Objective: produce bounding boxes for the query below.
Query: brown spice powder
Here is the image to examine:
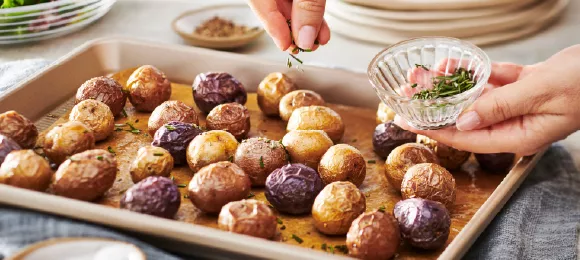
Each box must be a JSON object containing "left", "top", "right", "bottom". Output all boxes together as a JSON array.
[{"left": 194, "top": 16, "right": 259, "bottom": 38}]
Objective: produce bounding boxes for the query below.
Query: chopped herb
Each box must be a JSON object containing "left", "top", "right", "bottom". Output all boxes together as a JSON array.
[
  {"left": 170, "top": 175, "right": 175, "bottom": 181},
  {"left": 415, "top": 64, "right": 429, "bottom": 71},
  {"left": 259, "top": 156, "right": 265, "bottom": 169},
  {"left": 121, "top": 109, "right": 128, "bottom": 117},
  {"left": 411, "top": 83, "right": 418, "bottom": 88},
  {"left": 126, "top": 122, "right": 136, "bottom": 130},
  {"left": 268, "top": 204, "right": 274, "bottom": 209},
  {"left": 165, "top": 125, "right": 176, "bottom": 131},
  {"left": 114, "top": 128, "right": 123, "bottom": 132},
  {"left": 291, "top": 234, "right": 303, "bottom": 244},
  {"left": 96, "top": 155, "right": 103, "bottom": 161},
  {"left": 378, "top": 206, "right": 386, "bottom": 212},
  {"left": 321, "top": 243, "right": 327, "bottom": 251},
  {"left": 412, "top": 67, "right": 477, "bottom": 100},
  {"left": 367, "top": 160, "right": 376, "bottom": 164},
  {"left": 289, "top": 54, "right": 303, "bottom": 64},
  {"left": 329, "top": 245, "right": 335, "bottom": 254},
  {"left": 184, "top": 195, "right": 189, "bottom": 199},
  {"left": 265, "top": 139, "right": 271, "bottom": 143},
  {"left": 280, "top": 225, "right": 286, "bottom": 230},
  {"left": 351, "top": 139, "right": 357, "bottom": 143},
  {"left": 286, "top": 58, "right": 292, "bottom": 68},
  {"left": 129, "top": 129, "right": 141, "bottom": 134},
  {"left": 107, "top": 146, "right": 116, "bottom": 155},
  {"left": 334, "top": 245, "right": 348, "bottom": 254},
  {"left": 228, "top": 155, "right": 234, "bottom": 162},
  {"left": 247, "top": 192, "right": 255, "bottom": 198},
  {"left": 276, "top": 217, "right": 283, "bottom": 224},
  {"left": 177, "top": 184, "right": 187, "bottom": 188},
  {"left": 153, "top": 153, "right": 164, "bottom": 156}
]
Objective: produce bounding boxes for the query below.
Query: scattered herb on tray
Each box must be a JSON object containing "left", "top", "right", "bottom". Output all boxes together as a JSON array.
[
  {"left": 153, "top": 153, "right": 164, "bottom": 156},
  {"left": 280, "top": 225, "right": 286, "bottom": 230},
  {"left": 321, "top": 243, "right": 327, "bottom": 251},
  {"left": 329, "top": 245, "right": 335, "bottom": 254},
  {"left": 228, "top": 155, "right": 234, "bottom": 162},
  {"left": 276, "top": 217, "right": 283, "bottom": 225},
  {"left": 177, "top": 184, "right": 187, "bottom": 188},
  {"left": 121, "top": 109, "right": 128, "bottom": 117},
  {"left": 367, "top": 160, "right": 376, "bottom": 164},
  {"left": 334, "top": 245, "right": 348, "bottom": 254},
  {"left": 351, "top": 139, "right": 357, "bottom": 143},
  {"left": 291, "top": 234, "right": 303, "bottom": 244},
  {"left": 412, "top": 67, "right": 477, "bottom": 100},
  {"left": 194, "top": 16, "right": 259, "bottom": 38},
  {"left": 107, "top": 146, "right": 116, "bottom": 155},
  {"left": 378, "top": 206, "right": 386, "bottom": 212},
  {"left": 247, "top": 192, "right": 255, "bottom": 199},
  {"left": 170, "top": 175, "right": 175, "bottom": 181}
]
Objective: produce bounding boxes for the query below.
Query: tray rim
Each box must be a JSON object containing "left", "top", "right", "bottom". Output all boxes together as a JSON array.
[{"left": 0, "top": 36, "right": 547, "bottom": 260}]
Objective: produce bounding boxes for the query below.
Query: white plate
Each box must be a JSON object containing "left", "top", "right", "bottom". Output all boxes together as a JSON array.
[
  {"left": 8, "top": 238, "right": 145, "bottom": 260},
  {"left": 343, "top": 0, "right": 529, "bottom": 11}
]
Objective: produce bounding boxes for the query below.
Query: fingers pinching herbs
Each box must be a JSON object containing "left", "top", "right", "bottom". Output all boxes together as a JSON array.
[
  {"left": 291, "top": 0, "right": 327, "bottom": 50},
  {"left": 247, "top": 0, "right": 292, "bottom": 50}
]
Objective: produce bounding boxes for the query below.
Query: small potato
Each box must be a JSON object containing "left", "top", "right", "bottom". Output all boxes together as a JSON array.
[
  {"left": 265, "top": 163, "right": 323, "bottom": 215},
  {"left": 218, "top": 199, "right": 277, "bottom": 239},
  {"left": 75, "top": 76, "right": 127, "bottom": 117},
  {"left": 385, "top": 143, "right": 438, "bottom": 190},
  {"left": 69, "top": 99, "right": 115, "bottom": 141},
  {"left": 417, "top": 135, "right": 470, "bottom": 170},
  {"left": 373, "top": 121, "right": 417, "bottom": 158},
  {"left": 281, "top": 130, "right": 333, "bottom": 169},
  {"left": 0, "top": 110, "right": 38, "bottom": 148},
  {"left": 0, "top": 134, "right": 21, "bottom": 164},
  {"left": 52, "top": 149, "right": 117, "bottom": 201},
  {"left": 257, "top": 72, "right": 297, "bottom": 116},
  {"left": 186, "top": 130, "right": 238, "bottom": 173},
  {"left": 279, "top": 90, "right": 325, "bottom": 121},
  {"left": 376, "top": 102, "right": 396, "bottom": 124},
  {"left": 121, "top": 176, "right": 180, "bottom": 219},
  {"left": 129, "top": 146, "right": 174, "bottom": 183},
  {"left": 401, "top": 163, "right": 456, "bottom": 208},
  {"left": 43, "top": 121, "right": 95, "bottom": 164},
  {"left": 151, "top": 121, "right": 204, "bottom": 165},
  {"left": 148, "top": 100, "right": 199, "bottom": 135},
  {"left": 394, "top": 198, "right": 451, "bottom": 250},
  {"left": 206, "top": 103, "right": 251, "bottom": 140},
  {"left": 126, "top": 65, "right": 172, "bottom": 112},
  {"left": 312, "top": 181, "right": 366, "bottom": 235},
  {"left": 188, "top": 161, "right": 251, "bottom": 214},
  {"left": 287, "top": 106, "right": 344, "bottom": 143},
  {"left": 0, "top": 150, "right": 52, "bottom": 191},
  {"left": 318, "top": 144, "right": 366, "bottom": 187},
  {"left": 192, "top": 72, "right": 247, "bottom": 113},
  {"left": 346, "top": 210, "right": 400, "bottom": 260},
  {"left": 234, "top": 137, "right": 289, "bottom": 186}
]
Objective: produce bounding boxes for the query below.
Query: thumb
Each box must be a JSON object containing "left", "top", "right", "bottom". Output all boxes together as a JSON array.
[{"left": 292, "top": 0, "right": 326, "bottom": 50}]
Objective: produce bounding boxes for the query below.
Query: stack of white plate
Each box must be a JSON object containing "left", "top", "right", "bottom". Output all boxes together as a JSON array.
[
  {"left": 326, "top": 0, "right": 568, "bottom": 45},
  {"left": 0, "top": 0, "right": 116, "bottom": 44}
]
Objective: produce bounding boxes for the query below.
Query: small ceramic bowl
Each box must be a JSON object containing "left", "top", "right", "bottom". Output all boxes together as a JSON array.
[
  {"left": 172, "top": 4, "right": 265, "bottom": 50},
  {"left": 367, "top": 37, "right": 491, "bottom": 130}
]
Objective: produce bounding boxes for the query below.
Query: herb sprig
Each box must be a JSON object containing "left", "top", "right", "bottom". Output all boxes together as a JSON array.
[
  {"left": 285, "top": 19, "right": 319, "bottom": 69},
  {"left": 412, "top": 67, "right": 477, "bottom": 100}
]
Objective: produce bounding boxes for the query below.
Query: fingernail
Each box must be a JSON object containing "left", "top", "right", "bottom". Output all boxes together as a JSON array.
[
  {"left": 297, "top": 25, "right": 316, "bottom": 50},
  {"left": 456, "top": 111, "right": 481, "bottom": 131}
]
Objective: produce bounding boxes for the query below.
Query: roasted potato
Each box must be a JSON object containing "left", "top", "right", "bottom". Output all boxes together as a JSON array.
[
  {"left": 234, "top": 137, "right": 289, "bottom": 186},
  {"left": 0, "top": 150, "right": 52, "bottom": 191},
  {"left": 318, "top": 144, "right": 366, "bottom": 187},
  {"left": 265, "top": 163, "right": 323, "bottom": 215},
  {"left": 394, "top": 198, "right": 451, "bottom": 250},
  {"left": 129, "top": 146, "right": 174, "bottom": 183},
  {"left": 152, "top": 121, "right": 203, "bottom": 165},
  {"left": 0, "top": 110, "right": 38, "bottom": 148},
  {"left": 279, "top": 90, "right": 325, "bottom": 121},
  {"left": 0, "top": 134, "right": 21, "bottom": 164},
  {"left": 206, "top": 103, "right": 251, "bottom": 140},
  {"left": 401, "top": 163, "right": 456, "bottom": 208},
  {"left": 188, "top": 161, "right": 251, "bottom": 214},
  {"left": 257, "top": 72, "right": 297, "bottom": 116},
  {"left": 52, "top": 149, "right": 117, "bottom": 201},
  {"left": 125, "top": 65, "right": 172, "bottom": 112},
  {"left": 43, "top": 121, "right": 96, "bottom": 164},
  {"left": 312, "top": 181, "right": 366, "bottom": 235},
  {"left": 385, "top": 143, "right": 438, "bottom": 190},
  {"left": 75, "top": 76, "right": 127, "bottom": 117},
  {"left": 417, "top": 135, "right": 470, "bottom": 170},
  {"left": 148, "top": 100, "right": 199, "bottom": 135},
  {"left": 376, "top": 102, "right": 396, "bottom": 124},
  {"left": 186, "top": 130, "right": 238, "bottom": 173},
  {"left": 281, "top": 130, "right": 333, "bottom": 169},
  {"left": 69, "top": 99, "right": 115, "bottom": 141},
  {"left": 120, "top": 176, "right": 180, "bottom": 219},
  {"left": 346, "top": 210, "right": 400, "bottom": 260},
  {"left": 218, "top": 199, "right": 277, "bottom": 239},
  {"left": 475, "top": 153, "right": 516, "bottom": 173},
  {"left": 192, "top": 72, "right": 247, "bottom": 113},
  {"left": 287, "top": 106, "right": 344, "bottom": 143},
  {"left": 373, "top": 121, "right": 417, "bottom": 158}
]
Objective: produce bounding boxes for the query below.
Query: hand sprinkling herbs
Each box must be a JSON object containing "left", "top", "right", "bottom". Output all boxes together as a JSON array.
[{"left": 285, "top": 19, "right": 319, "bottom": 70}]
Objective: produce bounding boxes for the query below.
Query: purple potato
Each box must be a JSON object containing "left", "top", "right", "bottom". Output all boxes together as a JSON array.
[
  {"left": 120, "top": 176, "right": 181, "bottom": 219},
  {"left": 475, "top": 153, "right": 516, "bottom": 173},
  {"left": 265, "top": 163, "right": 324, "bottom": 215},
  {"left": 394, "top": 198, "right": 451, "bottom": 250},
  {"left": 192, "top": 72, "right": 247, "bottom": 113},
  {"left": 373, "top": 121, "right": 417, "bottom": 158},
  {"left": 152, "top": 121, "right": 203, "bottom": 165},
  {"left": 0, "top": 134, "right": 21, "bottom": 164}
]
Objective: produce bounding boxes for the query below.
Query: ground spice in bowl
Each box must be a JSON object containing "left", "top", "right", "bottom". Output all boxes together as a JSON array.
[{"left": 194, "top": 16, "right": 259, "bottom": 38}]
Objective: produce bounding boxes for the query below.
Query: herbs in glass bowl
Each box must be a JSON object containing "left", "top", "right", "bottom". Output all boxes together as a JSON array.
[{"left": 410, "top": 65, "right": 477, "bottom": 100}]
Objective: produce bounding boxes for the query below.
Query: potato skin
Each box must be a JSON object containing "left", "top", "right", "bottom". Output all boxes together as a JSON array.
[
  {"left": 234, "top": 137, "right": 289, "bottom": 186},
  {"left": 69, "top": 99, "right": 115, "bottom": 141},
  {"left": 126, "top": 65, "right": 172, "bottom": 112},
  {"left": 0, "top": 111, "right": 38, "bottom": 148},
  {"left": 188, "top": 161, "right": 251, "bottom": 214},
  {"left": 0, "top": 134, "right": 21, "bottom": 164},
  {"left": 152, "top": 121, "right": 204, "bottom": 165},
  {"left": 0, "top": 150, "right": 53, "bottom": 191},
  {"left": 52, "top": 149, "right": 117, "bottom": 201},
  {"left": 474, "top": 153, "right": 515, "bottom": 173},
  {"left": 43, "top": 121, "right": 96, "bottom": 164},
  {"left": 287, "top": 106, "right": 344, "bottom": 143},
  {"left": 148, "top": 100, "right": 199, "bottom": 135},
  {"left": 346, "top": 210, "right": 400, "bottom": 260},
  {"left": 394, "top": 198, "right": 451, "bottom": 250},
  {"left": 373, "top": 121, "right": 417, "bottom": 158},
  {"left": 281, "top": 130, "right": 333, "bottom": 169},
  {"left": 279, "top": 90, "right": 325, "bottom": 121},
  {"left": 265, "top": 163, "right": 323, "bottom": 215},
  {"left": 376, "top": 102, "right": 396, "bottom": 124},
  {"left": 121, "top": 176, "right": 181, "bottom": 219},
  {"left": 417, "top": 135, "right": 470, "bottom": 170},
  {"left": 206, "top": 103, "right": 251, "bottom": 140},
  {"left": 385, "top": 143, "right": 439, "bottom": 190},
  {"left": 312, "top": 181, "right": 366, "bottom": 235},
  {"left": 75, "top": 76, "right": 127, "bottom": 117},
  {"left": 257, "top": 72, "right": 297, "bottom": 116},
  {"left": 318, "top": 144, "right": 366, "bottom": 187},
  {"left": 186, "top": 130, "right": 238, "bottom": 173},
  {"left": 401, "top": 163, "right": 456, "bottom": 208},
  {"left": 192, "top": 72, "right": 247, "bottom": 113},
  {"left": 129, "top": 146, "right": 174, "bottom": 183},
  {"left": 218, "top": 199, "right": 277, "bottom": 239}
]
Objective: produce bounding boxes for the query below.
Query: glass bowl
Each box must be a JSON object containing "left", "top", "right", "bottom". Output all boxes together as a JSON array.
[{"left": 367, "top": 37, "right": 491, "bottom": 130}]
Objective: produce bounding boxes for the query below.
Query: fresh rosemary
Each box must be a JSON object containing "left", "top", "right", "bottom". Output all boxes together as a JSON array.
[
  {"left": 412, "top": 67, "right": 476, "bottom": 100},
  {"left": 285, "top": 19, "right": 319, "bottom": 69}
]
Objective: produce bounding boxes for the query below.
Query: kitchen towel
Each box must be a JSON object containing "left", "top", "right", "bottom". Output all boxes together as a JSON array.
[{"left": 0, "top": 59, "right": 578, "bottom": 260}]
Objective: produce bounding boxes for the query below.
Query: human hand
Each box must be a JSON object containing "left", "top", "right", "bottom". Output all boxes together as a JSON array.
[
  {"left": 394, "top": 45, "right": 580, "bottom": 156},
  {"left": 247, "top": 0, "right": 330, "bottom": 52}
]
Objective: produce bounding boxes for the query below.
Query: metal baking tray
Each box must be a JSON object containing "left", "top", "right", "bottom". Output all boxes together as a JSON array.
[{"left": 0, "top": 37, "right": 546, "bottom": 260}]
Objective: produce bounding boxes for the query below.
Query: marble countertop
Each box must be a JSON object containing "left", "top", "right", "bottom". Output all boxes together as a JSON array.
[{"left": 1, "top": 0, "right": 579, "bottom": 168}]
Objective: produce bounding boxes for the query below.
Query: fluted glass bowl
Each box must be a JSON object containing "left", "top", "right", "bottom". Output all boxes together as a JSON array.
[{"left": 367, "top": 37, "right": 491, "bottom": 130}]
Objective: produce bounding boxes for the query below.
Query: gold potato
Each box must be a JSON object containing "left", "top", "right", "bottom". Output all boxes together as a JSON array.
[
  {"left": 287, "top": 106, "right": 344, "bottom": 143},
  {"left": 218, "top": 199, "right": 277, "bottom": 239},
  {"left": 318, "top": 144, "right": 366, "bottom": 187},
  {"left": 186, "top": 130, "right": 238, "bottom": 173},
  {"left": 385, "top": 143, "right": 439, "bottom": 191},
  {"left": 346, "top": 210, "right": 400, "bottom": 260},
  {"left": 401, "top": 163, "right": 456, "bottom": 208},
  {"left": 206, "top": 103, "right": 251, "bottom": 140},
  {"left": 234, "top": 137, "right": 289, "bottom": 186},
  {"left": 281, "top": 130, "right": 333, "bottom": 169},
  {"left": 417, "top": 135, "right": 471, "bottom": 170},
  {"left": 0, "top": 110, "right": 38, "bottom": 149},
  {"left": 279, "top": 90, "right": 325, "bottom": 121},
  {"left": 0, "top": 150, "right": 53, "bottom": 191},
  {"left": 43, "top": 121, "right": 96, "bottom": 164},
  {"left": 257, "top": 72, "right": 298, "bottom": 116},
  {"left": 69, "top": 99, "right": 115, "bottom": 141},
  {"left": 148, "top": 100, "right": 199, "bottom": 135},
  {"left": 312, "top": 181, "right": 366, "bottom": 235},
  {"left": 126, "top": 65, "right": 172, "bottom": 112},
  {"left": 129, "top": 146, "right": 174, "bottom": 183}
]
